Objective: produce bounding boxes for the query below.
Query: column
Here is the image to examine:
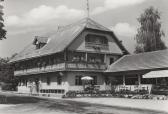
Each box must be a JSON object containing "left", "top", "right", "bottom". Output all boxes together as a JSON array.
[
  {"left": 85, "top": 52, "right": 88, "bottom": 61},
  {"left": 138, "top": 74, "right": 141, "bottom": 85},
  {"left": 156, "top": 78, "right": 158, "bottom": 85},
  {"left": 64, "top": 50, "right": 67, "bottom": 61},
  {"left": 104, "top": 54, "right": 107, "bottom": 63},
  {"left": 123, "top": 75, "right": 125, "bottom": 86}
]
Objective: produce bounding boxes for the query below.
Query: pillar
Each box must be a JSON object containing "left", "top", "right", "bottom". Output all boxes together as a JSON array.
[
  {"left": 85, "top": 52, "right": 88, "bottom": 61},
  {"left": 123, "top": 75, "right": 125, "bottom": 86},
  {"left": 138, "top": 74, "right": 141, "bottom": 85},
  {"left": 104, "top": 54, "right": 107, "bottom": 63},
  {"left": 156, "top": 78, "right": 158, "bottom": 85},
  {"left": 64, "top": 50, "right": 67, "bottom": 61}
]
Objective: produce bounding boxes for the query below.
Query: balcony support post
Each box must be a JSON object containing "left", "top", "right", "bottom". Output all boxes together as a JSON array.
[
  {"left": 104, "top": 54, "right": 107, "bottom": 63},
  {"left": 85, "top": 52, "right": 88, "bottom": 61}
]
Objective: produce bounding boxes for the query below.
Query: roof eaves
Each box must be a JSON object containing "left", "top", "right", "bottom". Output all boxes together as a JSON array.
[
  {"left": 106, "top": 55, "right": 127, "bottom": 72},
  {"left": 111, "top": 32, "right": 129, "bottom": 54},
  {"left": 63, "top": 26, "right": 85, "bottom": 51}
]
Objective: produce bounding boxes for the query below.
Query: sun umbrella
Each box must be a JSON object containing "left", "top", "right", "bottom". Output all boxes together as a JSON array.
[{"left": 81, "top": 76, "right": 93, "bottom": 80}]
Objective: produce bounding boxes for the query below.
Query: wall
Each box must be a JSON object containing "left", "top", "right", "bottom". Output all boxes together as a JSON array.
[
  {"left": 67, "top": 71, "right": 106, "bottom": 91},
  {"left": 68, "top": 30, "right": 123, "bottom": 54},
  {"left": 105, "top": 54, "right": 121, "bottom": 66},
  {"left": 17, "top": 71, "right": 107, "bottom": 94}
]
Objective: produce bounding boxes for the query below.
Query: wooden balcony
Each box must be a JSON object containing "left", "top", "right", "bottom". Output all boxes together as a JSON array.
[
  {"left": 66, "top": 62, "right": 106, "bottom": 71},
  {"left": 14, "top": 62, "right": 107, "bottom": 76}
]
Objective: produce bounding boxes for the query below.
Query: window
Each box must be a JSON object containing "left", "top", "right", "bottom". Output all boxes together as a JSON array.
[
  {"left": 57, "top": 76, "right": 62, "bottom": 85},
  {"left": 141, "top": 77, "right": 156, "bottom": 84},
  {"left": 125, "top": 75, "right": 138, "bottom": 85},
  {"left": 91, "top": 76, "right": 97, "bottom": 85},
  {"left": 85, "top": 34, "right": 108, "bottom": 45},
  {"left": 109, "top": 58, "right": 114, "bottom": 65},
  {"left": 21, "top": 79, "right": 27, "bottom": 86},
  {"left": 46, "top": 77, "right": 50, "bottom": 85},
  {"left": 75, "top": 75, "right": 82, "bottom": 85}
]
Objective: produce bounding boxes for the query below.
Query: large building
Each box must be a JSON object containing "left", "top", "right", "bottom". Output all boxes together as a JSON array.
[{"left": 10, "top": 18, "right": 128, "bottom": 94}]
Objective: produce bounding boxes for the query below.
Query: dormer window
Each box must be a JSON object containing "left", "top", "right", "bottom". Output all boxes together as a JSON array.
[
  {"left": 85, "top": 34, "right": 108, "bottom": 46},
  {"left": 33, "top": 36, "right": 48, "bottom": 49}
]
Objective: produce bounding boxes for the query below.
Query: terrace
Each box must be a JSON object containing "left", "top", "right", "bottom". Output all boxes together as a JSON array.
[{"left": 14, "top": 51, "right": 107, "bottom": 76}]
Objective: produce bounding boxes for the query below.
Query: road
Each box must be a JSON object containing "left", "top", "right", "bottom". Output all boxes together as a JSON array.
[{"left": 0, "top": 92, "right": 167, "bottom": 114}]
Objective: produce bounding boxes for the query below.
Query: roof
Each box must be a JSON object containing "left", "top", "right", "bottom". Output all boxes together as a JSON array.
[
  {"left": 143, "top": 70, "right": 168, "bottom": 78},
  {"left": 106, "top": 49, "right": 168, "bottom": 73},
  {"left": 10, "top": 18, "right": 128, "bottom": 63}
]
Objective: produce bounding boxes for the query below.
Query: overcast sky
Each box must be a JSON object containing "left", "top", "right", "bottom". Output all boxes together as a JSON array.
[{"left": 0, "top": 0, "right": 168, "bottom": 57}]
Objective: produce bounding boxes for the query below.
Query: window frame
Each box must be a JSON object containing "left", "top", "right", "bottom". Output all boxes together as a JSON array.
[
  {"left": 57, "top": 76, "right": 62, "bottom": 85},
  {"left": 75, "top": 75, "right": 82, "bottom": 86},
  {"left": 85, "top": 34, "right": 108, "bottom": 46},
  {"left": 46, "top": 76, "right": 51, "bottom": 85}
]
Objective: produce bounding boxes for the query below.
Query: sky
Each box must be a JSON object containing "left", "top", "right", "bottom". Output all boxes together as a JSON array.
[{"left": 0, "top": 0, "right": 168, "bottom": 57}]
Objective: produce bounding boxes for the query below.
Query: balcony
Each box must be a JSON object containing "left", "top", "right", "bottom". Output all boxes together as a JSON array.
[
  {"left": 14, "top": 62, "right": 107, "bottom": 76},
  {"left": 66, "top": 62, "right": 106, "bottom": 71},
  {"left": 85, "top": 42, "right": 108, "bottom": 49}
]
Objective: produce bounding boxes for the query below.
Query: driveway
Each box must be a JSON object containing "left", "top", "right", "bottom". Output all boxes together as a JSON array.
[{"left": 0, "top": 92, "right": 167, "bottom": 114}]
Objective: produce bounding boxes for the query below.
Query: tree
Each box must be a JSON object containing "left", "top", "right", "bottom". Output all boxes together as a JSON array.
[
  {"left": 0, "top": 56, "right": 18, "bottom": 90},
  {"left": 0, "top": 1, "right": 6, "bottom": 40},
  {"left": 134, "top": 6, "right": 167, "bottom": 53}
]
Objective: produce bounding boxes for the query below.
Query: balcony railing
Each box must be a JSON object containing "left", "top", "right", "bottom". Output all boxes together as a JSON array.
[
  {"left": 14, "top": 62, "right": 107, "bottom": 76},
  {"left": 85, "top": 42, "right": 108, "bottom": 49},
  {"left": 66, "top": 62, "right": 106, "bottom": 70}
]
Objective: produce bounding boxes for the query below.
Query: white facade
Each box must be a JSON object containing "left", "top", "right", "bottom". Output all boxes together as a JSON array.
[{"left": 17, "top": 71, "right": 109, "bottom": 94}]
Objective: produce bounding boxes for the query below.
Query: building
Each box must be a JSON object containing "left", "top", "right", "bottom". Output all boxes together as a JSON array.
[
  {"left": 10, "top": 18, "right": 128, "bottom": 94},
  {"left": 106, "top": 49, "right": 168, "bottom": 93}
]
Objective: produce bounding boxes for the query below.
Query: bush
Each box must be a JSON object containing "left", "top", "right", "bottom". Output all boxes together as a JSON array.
[
  {"left": 65, "top": 91, "right": 77, "bottom": 98},
  {"left": 1, "top": 83, "right": 16, "bottom": 91}
]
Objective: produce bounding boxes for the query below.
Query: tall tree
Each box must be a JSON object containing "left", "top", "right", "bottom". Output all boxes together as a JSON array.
[
  {"left": 134, "top": 6, "right": 167, "bottom": 53},
  {"left": 0, "top": 0, "right": 6, "bottom": 40}
]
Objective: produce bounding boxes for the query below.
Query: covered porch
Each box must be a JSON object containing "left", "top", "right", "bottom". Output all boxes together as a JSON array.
[
  {"left": 106, "top": 69, "right": 168, "bottom": 95},
  {"left": 106, "top": 73, "right": 153, "bottom": 93}
]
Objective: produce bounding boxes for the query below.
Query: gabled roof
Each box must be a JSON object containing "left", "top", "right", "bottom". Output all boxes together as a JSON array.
[
  {"left": 10, "top": 18, "right": 128, "bottom": 63},
  {"left": 106, "top": 49, "right": 168, "bottom": 73},
  {"left": 33, "top": 36, "right": 48, "bottom": 45}
]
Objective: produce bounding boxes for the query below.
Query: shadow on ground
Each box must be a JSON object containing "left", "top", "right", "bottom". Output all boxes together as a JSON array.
[{"left": 0, "top": 94, "right": 42, "bottom": 104}]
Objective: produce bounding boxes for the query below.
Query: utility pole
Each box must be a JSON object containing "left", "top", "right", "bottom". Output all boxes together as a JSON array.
[{"left": 86, "top": 0, "right": 90, "bottom": 18}]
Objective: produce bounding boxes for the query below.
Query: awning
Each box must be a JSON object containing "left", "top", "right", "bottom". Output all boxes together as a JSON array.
[
  {"left": 81, "top": 76, "right": 93, "bottom": 80},
  {"left": 143, "top": 70, "right": 168, "bottom": 78}
]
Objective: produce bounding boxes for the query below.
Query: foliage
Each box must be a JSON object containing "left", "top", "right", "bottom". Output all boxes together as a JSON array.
[
  {"left": 0, "top": 56, "right": 18, "bottom": 90},
  {"left": 0, "top": 3, "right": 6, "bottom": 40},
  {"left": 134, "top": 6, "right": 167, "bottom": 53}
]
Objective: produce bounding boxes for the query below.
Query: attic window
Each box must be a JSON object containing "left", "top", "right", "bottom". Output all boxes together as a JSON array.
[
  {"left": 33, "top": 36, "right": 48, "bottom": 49},
  {"left": 85, "top": 34, "right": 108, "bottom": 45}
]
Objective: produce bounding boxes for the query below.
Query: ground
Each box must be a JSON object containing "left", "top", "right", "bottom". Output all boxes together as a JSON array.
[{"left": 0, "top": 92, "right": 167, "bottom": 114}]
